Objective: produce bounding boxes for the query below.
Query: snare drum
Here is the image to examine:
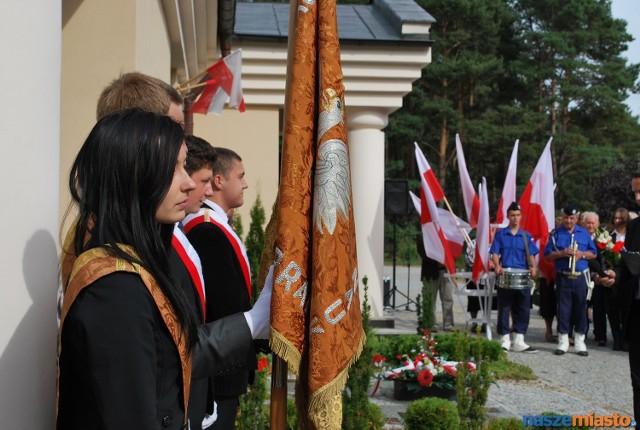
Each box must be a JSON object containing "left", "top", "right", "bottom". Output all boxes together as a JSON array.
[{"left": 496, "top": 268, "right": 531, "bottom": 289}]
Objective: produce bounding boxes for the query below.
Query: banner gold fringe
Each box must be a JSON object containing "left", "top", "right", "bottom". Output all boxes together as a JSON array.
[
  {"left": 270, "top": 328, "right": 302, "bottom": 376},
  {"left": 308, "top": 329, "right": 367, "bottom": 430}
]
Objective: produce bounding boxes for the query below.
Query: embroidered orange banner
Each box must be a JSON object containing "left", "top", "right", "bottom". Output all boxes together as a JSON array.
[{"left": 270, "top": 1, "right": 365, "bottom": 428}]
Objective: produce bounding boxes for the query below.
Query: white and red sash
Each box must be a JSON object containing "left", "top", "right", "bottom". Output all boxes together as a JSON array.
[
  {"left": 183, "top": 204, "right": 252, "bottom": 298},
  {"left": 172, "top": 225, "right": 206, "bottom": 322}
]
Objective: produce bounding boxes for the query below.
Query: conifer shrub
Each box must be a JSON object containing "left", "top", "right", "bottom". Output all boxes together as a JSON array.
[{"left": 404, "top": 397, "right": 460, "bottom": 430}]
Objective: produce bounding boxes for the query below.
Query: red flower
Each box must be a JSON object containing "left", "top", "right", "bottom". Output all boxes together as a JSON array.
[
  {"left": 372, "top": 353, "right": 386, "bottom": 365},
  {"left": 613, "top": 241, "right": 625, "bottom": 253},
  {"left": 597, "top": 242, "right": 607, "bottom": 250},
  {"left": 257, "top": 356, "right": 269, "bottom": 372},
  {"left": 443, "top": 365, "right": 457, "bottom": 377},
  {"left": 417, "top": 369, "right": 434, "bottom": 387}
]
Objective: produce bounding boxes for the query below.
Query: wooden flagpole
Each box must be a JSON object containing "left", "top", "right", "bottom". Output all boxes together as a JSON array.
[{"left": 442, "top": 196, "right": 473, "bottom": 248}]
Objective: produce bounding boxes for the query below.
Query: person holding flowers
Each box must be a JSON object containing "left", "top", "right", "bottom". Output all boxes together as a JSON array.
[
  {"left": 611, "top": 208, "right": 630, "bottom": 244},
  {"left": 609, "top": 208, "right": 629, "bottom": 351},
  {"left": 589, "top": 211, "right": 626, "bottom": 350}
]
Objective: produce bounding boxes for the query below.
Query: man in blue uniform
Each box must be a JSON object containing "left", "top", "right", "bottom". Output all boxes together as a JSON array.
[
  {"left": 491, "top": 202, "right": 539, "bottom": 353},
  {"left": 544, "top": 203, "right": 597, "bottom": 356}
]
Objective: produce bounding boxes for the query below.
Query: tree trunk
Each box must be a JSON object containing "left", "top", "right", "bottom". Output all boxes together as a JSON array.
[{"left": 439, "top": 116, "right": 449, "bottom": 191}]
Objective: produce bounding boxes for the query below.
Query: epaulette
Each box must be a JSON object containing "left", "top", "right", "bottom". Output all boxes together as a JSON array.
[{"left": 549, "top": 228, "right": 559, "bottom": 252}]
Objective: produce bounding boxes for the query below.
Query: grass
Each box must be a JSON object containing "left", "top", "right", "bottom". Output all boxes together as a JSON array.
[{"left": 487, "top": 358, "right": 536, "bottom": 381}]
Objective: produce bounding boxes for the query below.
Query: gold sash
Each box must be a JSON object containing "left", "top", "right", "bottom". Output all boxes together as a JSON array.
[{"left": 57, "top": 245, "right": 191, "bottom": 425}]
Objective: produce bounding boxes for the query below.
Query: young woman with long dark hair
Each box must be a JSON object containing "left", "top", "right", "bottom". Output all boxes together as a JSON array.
[{"left": 57, "top": 108, "right": 199, "bottom": 429}]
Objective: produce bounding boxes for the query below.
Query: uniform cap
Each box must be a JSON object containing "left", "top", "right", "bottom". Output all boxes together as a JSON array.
[
  {"left": 507, "top": 201, "right": 521, "bottom": 212},
  {"left": 562, "top": 203, "right": 580, "bottom": 216}
]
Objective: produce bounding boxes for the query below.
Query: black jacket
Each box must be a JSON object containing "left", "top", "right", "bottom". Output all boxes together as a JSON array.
[
  {"left": 186, "top": 205, "right": 252, "bottom": 398},
  {"left": 621, "top": 217, "right": 640, "bottom": 341},
  {"left": 58, "top": 270, "right": 255, "bottom": 430}
]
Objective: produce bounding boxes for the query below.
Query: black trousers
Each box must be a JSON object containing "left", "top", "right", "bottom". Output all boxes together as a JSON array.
[
  {"left": 210, "top": 397, "right": 239, "bottom": 430},
  {"left": 628, "top": 301, "right": 640, "bottom": 422}
]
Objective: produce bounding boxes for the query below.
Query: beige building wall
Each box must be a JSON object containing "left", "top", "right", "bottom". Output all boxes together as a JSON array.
[
  {"left": 60, "top": 0, "right": 171, "bottom": 225},
  {"left": 0, "top": 1, "right": 61, "bottom": 427},
  {"left": 194, "top": 107, "right": 280, "bottom": 231}
]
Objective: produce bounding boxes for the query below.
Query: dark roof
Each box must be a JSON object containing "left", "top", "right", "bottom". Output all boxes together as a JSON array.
[{"left": 234, "top": 0, "right": 435, "bottom": 45}]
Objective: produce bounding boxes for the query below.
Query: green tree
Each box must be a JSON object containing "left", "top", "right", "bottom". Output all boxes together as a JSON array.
[
  {"left": 386, "top": 0, "right": 514, "bottom": 211},
  {"left": 511, "top": 0, "right": 640, "bottom": 207},
  {"left": 245, "top": 194, "right": 266, "bottom": 299},
  {"left": 386, "top": 0, "right": 640, "bottom": 215},
  {"left": 232, "top": 212, "right": 243, "bottom": 240}
]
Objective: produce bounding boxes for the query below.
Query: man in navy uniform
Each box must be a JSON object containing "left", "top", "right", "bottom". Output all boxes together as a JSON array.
[
  {"left": 490, "top": 202, "right": 539, "bottom": 353},
  {"left": 544, "top": 203, "right": 596, "bottom": 356}
]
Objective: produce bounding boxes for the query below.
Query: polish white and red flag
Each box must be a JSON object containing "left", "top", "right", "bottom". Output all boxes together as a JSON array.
[
  {"left": 409, "top": 191, "right": 470, "bottom": 262},
  {"left": 493, "top": 140, "right": 519, "bottom": 227},
  {"left": 191, "top": 49, "right": 245, "bottom": 115},
  {"left": 518, "top": 138, "right": 555, "bottom": 281},
  {"left": 455, "top": 134, "right": 479, "bottom": 228},
  {"left": 414, "top": 142, "right": 444, "bottom": 202},
  {"left": 472, "top": 177, "right": 491, "bottom": 283},
  {"left": 414, "top": 145, "right": 457, "bottom": 274}
]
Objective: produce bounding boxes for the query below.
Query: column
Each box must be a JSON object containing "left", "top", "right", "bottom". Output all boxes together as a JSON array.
[
  {"left": 0, "top": 0, "right": 61, "bottom": 427},
  {"left": 348, "top": 109, "right": 388, "bottom": 318}
]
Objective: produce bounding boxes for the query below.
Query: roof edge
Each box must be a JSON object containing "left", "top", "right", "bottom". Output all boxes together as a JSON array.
[{"left": 374, "top": 0, "right": 436, "bottom": 36}]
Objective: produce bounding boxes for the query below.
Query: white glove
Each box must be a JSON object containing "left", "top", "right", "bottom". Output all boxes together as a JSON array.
[{"left": 244, "top": 265, "right": 273, "bottom": 339}]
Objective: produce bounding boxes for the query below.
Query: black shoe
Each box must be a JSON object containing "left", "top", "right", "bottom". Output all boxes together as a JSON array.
[
  {"left": 554, "top": 349, "right": 565, "bottom": 355},
  {"left": 613, "top": 340, "right": 623, "bottom": 351},
  {"left": 521, "top": 346, "right": 538, "bottom": 353},
  {"left": 577, "top": 351, "right": 589, "bottom": 357}
]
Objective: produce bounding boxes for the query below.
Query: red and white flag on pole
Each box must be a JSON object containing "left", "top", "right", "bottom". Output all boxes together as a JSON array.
[
  {"left": 414, "top": 142, "right": 444, "bottom": 203},
  {"left": 414, "top": 149, "right": 457, "bottom": 274},
  {"left": 191, "top": 49, "right": 246, "bottom": 115},
  {"left": 472, "top": 178, "right": 490, "bottom": 284},
  {"left": 494, "top": 140, "right": 519, "bottom": 227},
  {"left": 519, "top": 138, "right": 555, "bottom": 281},
  {"left": 455, "top": 134, "right": 480, "bottom": 228},
  {"left": 410, "top": 191, "right": 470, "bottom": 261}
]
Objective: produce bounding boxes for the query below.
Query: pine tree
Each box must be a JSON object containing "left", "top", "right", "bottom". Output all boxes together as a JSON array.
[{"left": 386, "top": 0, "right": 640, "bottom": 213}]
